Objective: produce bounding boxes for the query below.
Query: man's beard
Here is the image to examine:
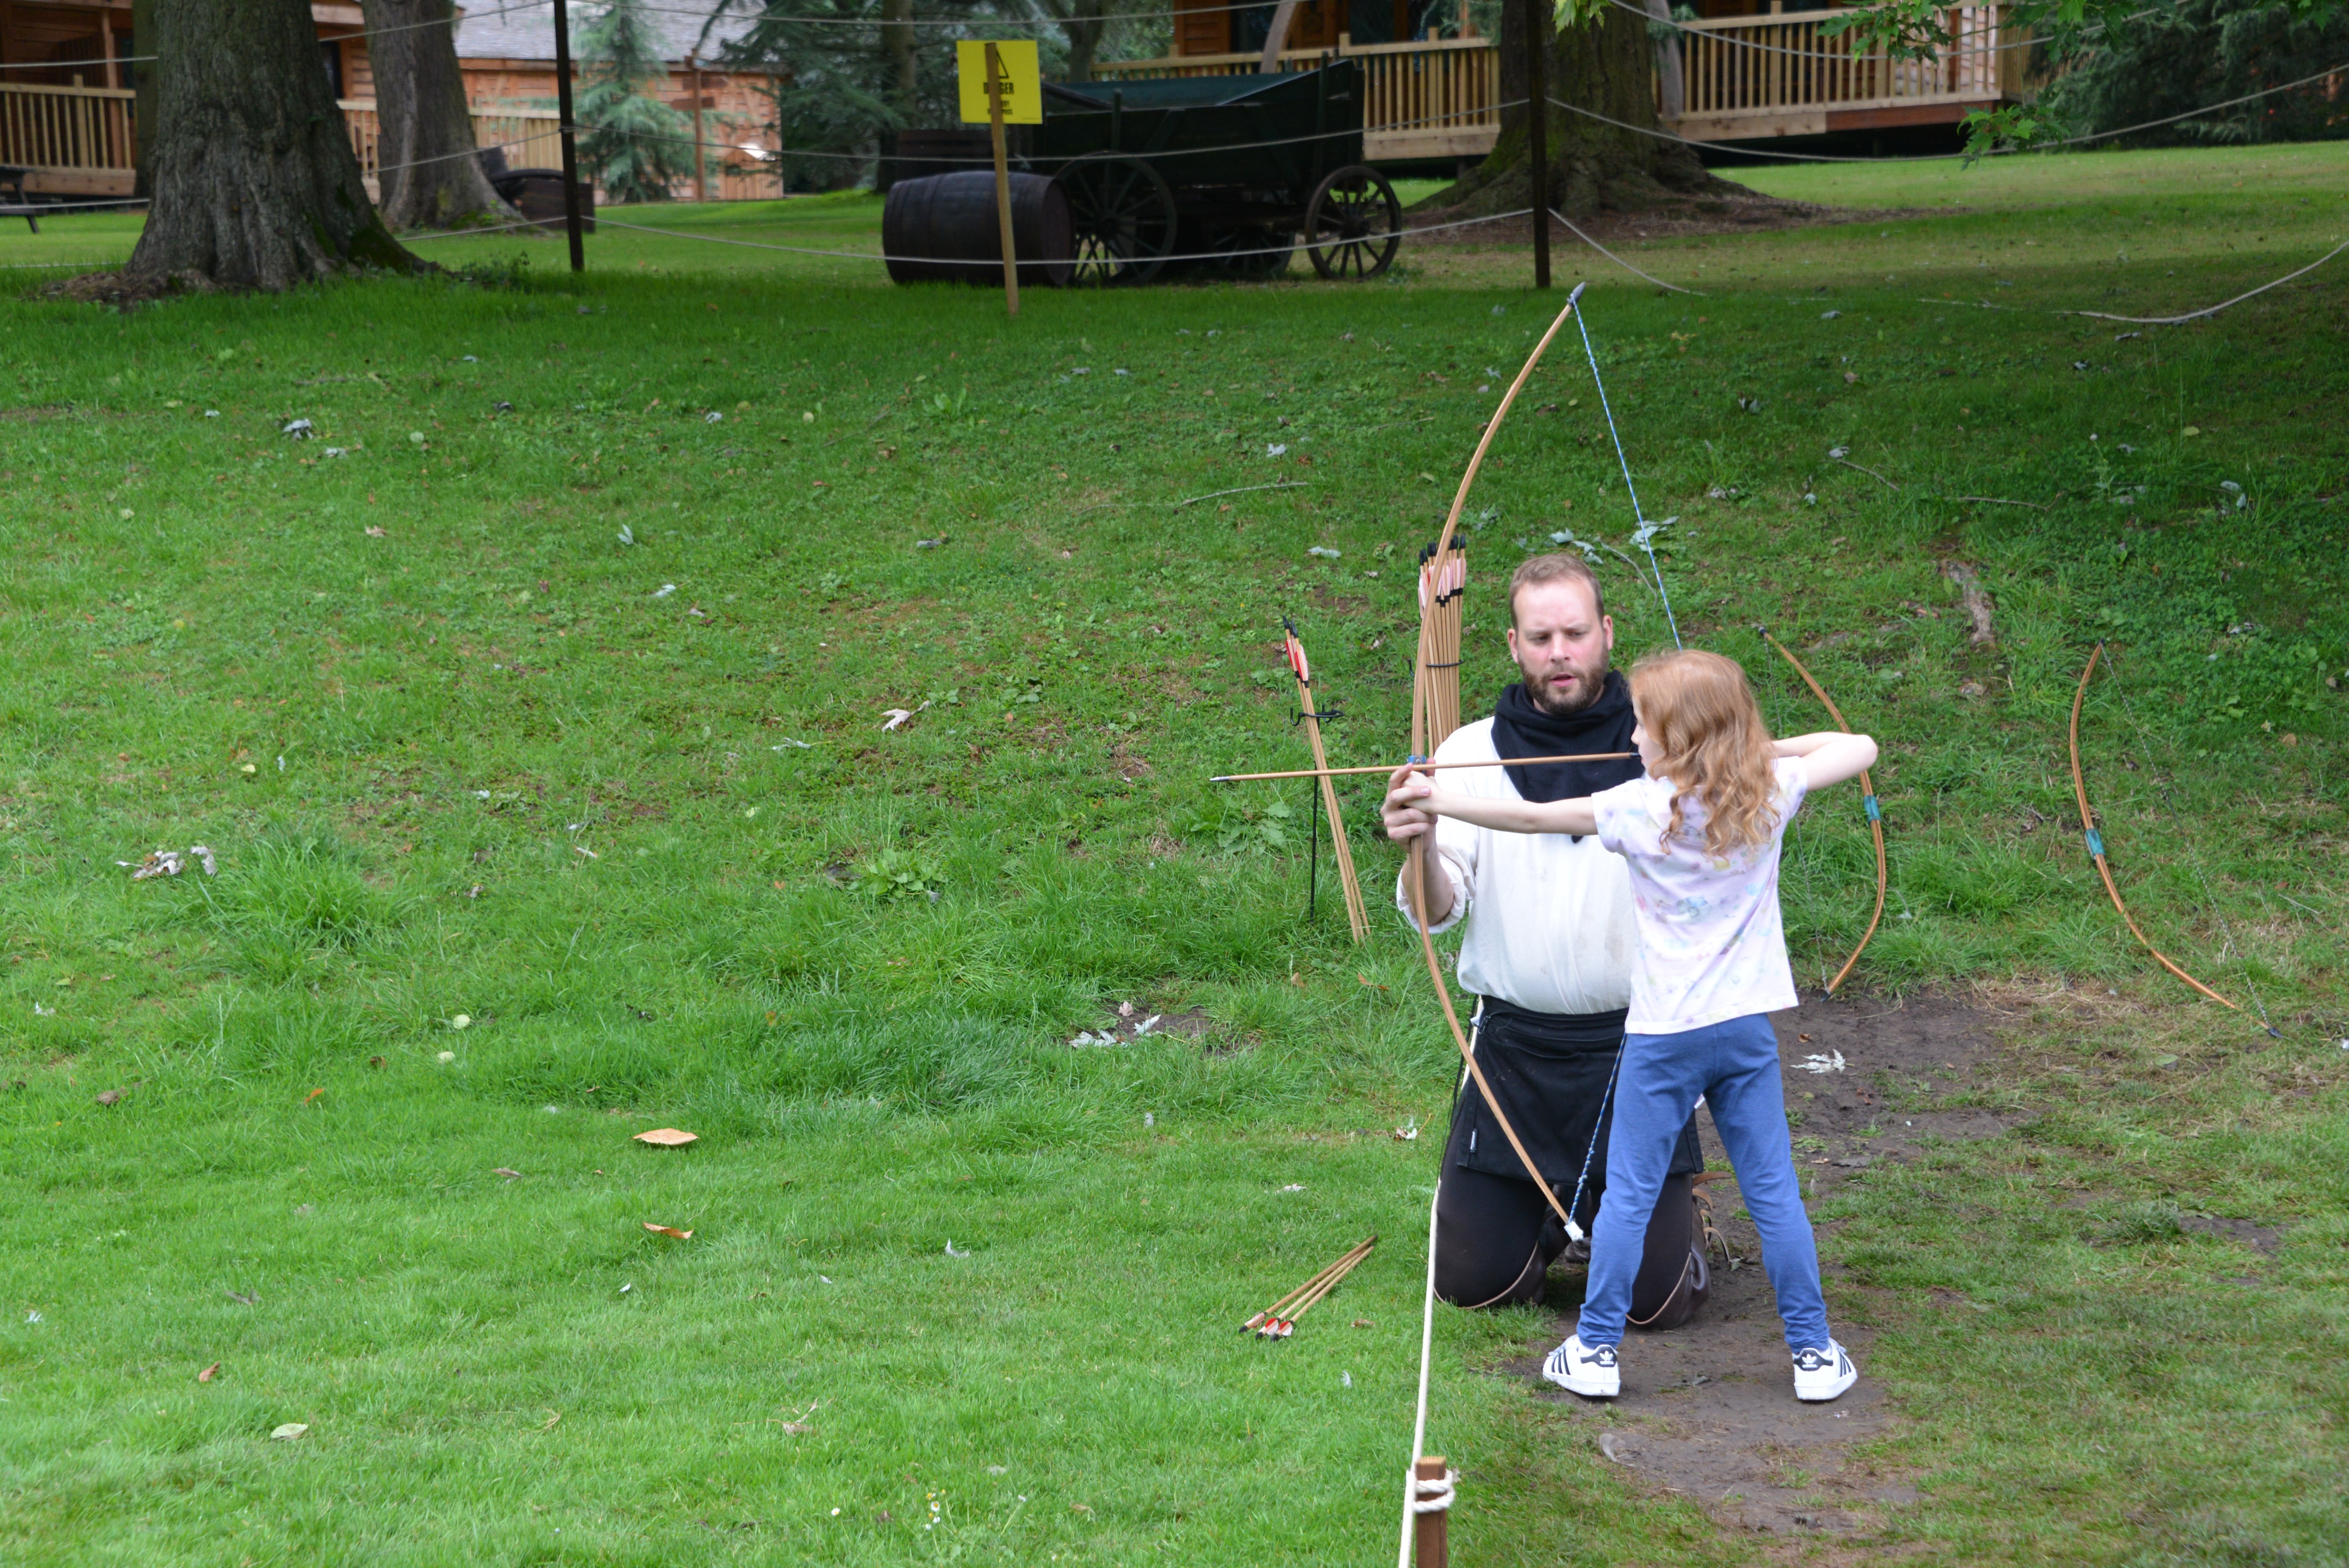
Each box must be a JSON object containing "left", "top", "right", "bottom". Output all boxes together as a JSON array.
[{"left": 1523, "top": 663, "right": 1608, "bottom": 716}]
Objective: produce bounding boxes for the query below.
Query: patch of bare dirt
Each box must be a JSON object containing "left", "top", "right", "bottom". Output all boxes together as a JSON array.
[
  {"left": 1090, "top": 1001, "right": 1212, "bottom": 1043},
  {"left": 1506, "top": 988, "right": 2020, "bottom": 1538},
  {"left": 36, "top": 270, "right": 210, "bottom": 307}
]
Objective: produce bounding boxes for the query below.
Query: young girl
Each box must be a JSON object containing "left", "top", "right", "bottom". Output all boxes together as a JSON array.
[{"left": 1397, "top": 649, "right": 1877, "bottom": 1403}]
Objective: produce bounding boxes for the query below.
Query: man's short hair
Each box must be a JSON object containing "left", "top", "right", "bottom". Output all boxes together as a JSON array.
[{"left": 1508, "top": 552, "right": 1606, "bottom": 627}]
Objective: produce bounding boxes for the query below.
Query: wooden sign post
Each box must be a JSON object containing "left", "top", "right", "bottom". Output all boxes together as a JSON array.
[{"left": 957, "top": 40, "right": 1042, "bottom": 318}]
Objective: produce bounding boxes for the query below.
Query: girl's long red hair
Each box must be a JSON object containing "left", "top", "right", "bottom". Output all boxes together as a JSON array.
[{"left": 1629, "top": 650, "right": 1781, "bottom": 856}]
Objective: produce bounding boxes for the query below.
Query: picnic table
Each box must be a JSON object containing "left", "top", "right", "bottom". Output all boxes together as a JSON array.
[{"left": 0, "top": 166, "right": 36, "bottom": 233}]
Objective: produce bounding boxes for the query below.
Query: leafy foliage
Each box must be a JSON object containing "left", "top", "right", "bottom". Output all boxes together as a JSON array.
[
  {"left": 2038, "top": 0, "right": 2349, "bottom": 147},
  {"left": 846, "top": 846, "right": 947, "bottom": 900},
  {"left": 1827, "top": 0, "right": 2349, "bottom": 154},
  {"left": 576, "top": 0, "right": 697, "bottom": 205}
]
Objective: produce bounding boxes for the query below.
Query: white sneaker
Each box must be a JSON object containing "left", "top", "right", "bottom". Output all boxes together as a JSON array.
[
  {"left": 1792, "top": 1341, "right": 1858, "bottom": 1402},
  {"left": 1542, "top": 1335, "right": 1620, "bottom": 1398}
]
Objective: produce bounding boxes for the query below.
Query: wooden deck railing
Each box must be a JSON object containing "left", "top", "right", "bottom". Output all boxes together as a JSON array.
[
  {"left": 0, "top": 80, "right": 135, "bottom": 196},
  {"left": 1095, "top": 34, "right": 1501, "bottom": 160},
  {"left": 1096, "top": 7, "right": 2024, "bottom": 153},
  {"left": 340, "top": 100, "right": 569, "bottom": 187},
  {"left": 1669, "top": 4, "right": 2026, "bottom": 137}
]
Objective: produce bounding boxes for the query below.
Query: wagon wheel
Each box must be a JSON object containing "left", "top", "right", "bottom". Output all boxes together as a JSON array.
[
  {"left": 1304, "top": 164, "right": 1402, "bottom": 281},
  {"left": 1055, "top": 154, "right": 1178, "bottom": 286},
  {"left": 1208, "top": 225, "right": 1295, "bottom": 281}
]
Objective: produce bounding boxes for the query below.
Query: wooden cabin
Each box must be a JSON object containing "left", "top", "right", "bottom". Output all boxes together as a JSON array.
[{"left": 0, "top": 0, "right": 781, "bottom": 203}]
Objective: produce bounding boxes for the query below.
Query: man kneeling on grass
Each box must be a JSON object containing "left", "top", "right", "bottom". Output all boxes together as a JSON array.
[{"left": 1382, "top": 553, "right": 1711, "bottom": 1328}]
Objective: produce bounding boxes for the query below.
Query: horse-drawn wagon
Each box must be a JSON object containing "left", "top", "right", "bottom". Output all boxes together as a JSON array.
[{"left": 884, "top": 60, "right": 1404, "bottom": 287}]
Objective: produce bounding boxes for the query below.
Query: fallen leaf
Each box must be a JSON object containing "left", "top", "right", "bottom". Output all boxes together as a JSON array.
[
  {"left": 1351, "top": 1318, "right": 1374, "bottom": 1328},
  {"left": 304, "top": 1087, "right": 324, "bottom": 1105},
  {"left": 493, "top": 1167, "right": 523, "bottom": 1180},
  {"left": 643, "top": 1223, "right": 694, "bottom": 1240},
  {"left": 94, "top": 1089, "right": 124, "bottom": 1107},
  {"left": 269, "top": 1423, "right": 309, "bottom": 1441},
  {"left": 634, "top": 1128, "right": 698, "bottom": 1147},
  {"left": 368, "top": 1055, "right": 385, "bottom": 1069},
  {"left": 365, "top": 526, "right": 387, "bottom": 538},
  {"left": 198, "top": 1362, "right": 221, "bottom": 1383}
]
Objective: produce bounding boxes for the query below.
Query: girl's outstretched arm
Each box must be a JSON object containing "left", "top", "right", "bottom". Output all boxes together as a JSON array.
[
  {"left": 1775, "top": 731, "right": 1878, "bottom": 789},
  {"left": 1401, "top": 775, "right": 1599, "bottom": 838}
]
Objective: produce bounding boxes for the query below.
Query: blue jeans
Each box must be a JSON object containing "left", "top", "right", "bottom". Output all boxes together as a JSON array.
[{"left": 1576, "top": 1012, "right": 1833, "bottom": 1353}]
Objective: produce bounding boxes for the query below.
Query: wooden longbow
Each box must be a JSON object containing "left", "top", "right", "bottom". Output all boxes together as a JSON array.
[
  {"left": 1284, "top": 619, "right": 1370, "bottom": 944},
  {"left": 2067, "top": 642, "right": 2262, "bottom": 1022},
  {"left": 1758, "top": 627, "right": 1887, "bottom": 995},
  {"left": 1401, "top": 284, "right": 1588, "bottom": 1244}
]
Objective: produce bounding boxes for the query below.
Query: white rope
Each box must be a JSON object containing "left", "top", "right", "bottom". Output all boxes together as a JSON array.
[
  {"left": 401, "top": 217, "right": 557, "bottom": 240},
  {"left": 1410, "top": 1469, "right": 1458, "bottom": 1514},
  {"left": 1546, "top": 59, "right": 2349, "bottom": 164},
  {"left": 2066, "top": 238, "right": 2349, "bottom": 325},
  {"left": 1398, "top": 1172, "right": 1444, "bottom": 1568},
  {"left": 576, "top": 96, "right": 1532, "bottom": 168},
  {"left": 1547, "top": 208, "right": 1700, "bottom": 295},
  {"left": 592, "top": 207, "right": 1535, "bottom": 268}
]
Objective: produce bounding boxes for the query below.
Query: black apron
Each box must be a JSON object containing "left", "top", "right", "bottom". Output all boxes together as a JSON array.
[{"left": 1445, "top": 994, "right": 1704, "bottom": 1190}]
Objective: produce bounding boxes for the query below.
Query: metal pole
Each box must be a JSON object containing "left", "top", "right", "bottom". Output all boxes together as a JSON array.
[
  {"left": 552, "top": 0, "right": 586, "bottom": 273},
  {"left": 690, "top": 54, "right": 708, "bottom": 204},
  {"left": 985, "top": 41, "right": 1019, "bottom": 318},
  {"left": 1526, "top": 0, "right": 1550, "bottom": 289},
  {"left": 1306, "top": 773, "right": 1320, "bottom": 924}
]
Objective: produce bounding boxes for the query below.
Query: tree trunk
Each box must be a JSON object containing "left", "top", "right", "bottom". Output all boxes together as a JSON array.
[
  {"left": 1432, "top": 5, "right": 1738, "bottom": 218},
  {"left": 1067, "top": 5, "right": 1109, "bottom": 83},
  {"left": 125, "top": 0, "right": 421, "bottom": 290},
  {"left": 881, "top": 0, "right": 917, "bottom": 112},
  {"left": 360, "top": 0, "right": 523, "bottom": 230}
]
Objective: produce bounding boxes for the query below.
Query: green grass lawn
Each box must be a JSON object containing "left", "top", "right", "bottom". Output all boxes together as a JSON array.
[{"left": 1, "top": 144, "right": 2345, "bottom": 1566}]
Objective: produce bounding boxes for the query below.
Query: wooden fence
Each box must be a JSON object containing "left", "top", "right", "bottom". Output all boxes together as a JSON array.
[
  {"left": 1670, "top": 4, "right": 2026, "bottom": 139},
  {"left": 0, "top": 80, "right": 135, "bottom": 196}
]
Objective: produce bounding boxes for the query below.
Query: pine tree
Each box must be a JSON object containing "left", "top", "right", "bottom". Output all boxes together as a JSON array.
[{"left": 575, "top": 0, "right": 696, "bottom": 205}]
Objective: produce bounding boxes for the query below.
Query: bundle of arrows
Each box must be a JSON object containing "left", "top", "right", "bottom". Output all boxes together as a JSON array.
[{"left": 1242, "top": 1235, "right": 1376, "bottom": 1339}]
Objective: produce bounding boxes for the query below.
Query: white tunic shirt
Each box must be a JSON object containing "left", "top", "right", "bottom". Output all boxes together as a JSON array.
[{"left": 1391, "top": 717, "right": 1639, "bottom": 1015}]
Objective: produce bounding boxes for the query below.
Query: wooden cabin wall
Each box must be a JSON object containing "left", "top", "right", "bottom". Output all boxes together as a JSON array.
[{"left": 0, "top": 0, "right": 132, "bottom": 87}]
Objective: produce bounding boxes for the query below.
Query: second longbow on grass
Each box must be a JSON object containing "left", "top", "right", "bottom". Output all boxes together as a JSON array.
[{"left": 2067, "top": 641, "right": 2273, "bottom": 1031}]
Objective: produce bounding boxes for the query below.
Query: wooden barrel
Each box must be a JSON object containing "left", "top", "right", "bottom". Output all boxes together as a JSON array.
[{"left": 883, "top": 171, "right": 1073, "bottom": 288}]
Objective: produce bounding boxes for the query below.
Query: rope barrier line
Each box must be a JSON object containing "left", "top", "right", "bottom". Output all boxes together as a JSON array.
[
  {"left": 1597, "top": 0, "right": 2070, "bottom": 59},
  {"left": 574, "top": 98, "right": 1532, "bottom": 168},
  {"left": 2064, "top": 238, "right": 2349, "bottom": 324},
  {"left": 590, "top": 207, "right": 1535, "bottom": 268},
  {"left": 1569, "top": 294, "right": 1682, "bottom": 647},
  {"left": 630, "top": 0, "right": 1401, "bottom": 30},
  {"left": 2098, "top": 643, "right": 2281, "bottom": 1036},
  {"left": 1547, "top": 207, "right": 1699, "bottom": 294},
  {"left": 0, "top": 0, "right": 549, "bottom": 73},
  {"left": 1546, "top": 59, "right": 2349, "bottom": 164}
]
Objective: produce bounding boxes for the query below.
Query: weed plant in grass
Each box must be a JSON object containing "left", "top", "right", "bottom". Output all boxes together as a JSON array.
[{"left": 1, "top": 147, "right": 2345, "bottom": 1564}]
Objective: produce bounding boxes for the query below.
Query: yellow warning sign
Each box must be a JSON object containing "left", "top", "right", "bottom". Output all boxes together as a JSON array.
[{"left": 957, "top": 39, "right": 1042, "bottom": 126}]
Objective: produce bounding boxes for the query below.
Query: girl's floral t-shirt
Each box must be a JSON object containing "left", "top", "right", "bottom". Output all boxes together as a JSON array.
[{"left": 1590, "top": 757, "right": 1808, "bottom": 1034}]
